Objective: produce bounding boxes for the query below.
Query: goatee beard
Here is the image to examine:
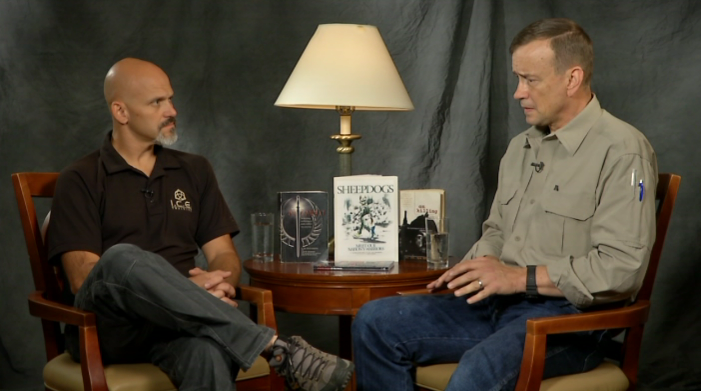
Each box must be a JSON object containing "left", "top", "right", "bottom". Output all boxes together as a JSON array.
[
  {"left": 156, "top": 129, "right": 178, "bottom": 146},
  {"left": 156, "top": 117, "right": 178, "bottom": 146}
]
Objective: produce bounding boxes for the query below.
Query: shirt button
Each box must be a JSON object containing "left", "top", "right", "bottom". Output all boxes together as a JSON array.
[
  {"left": 515, "top": 236, "right": 521, "bottom": 242},
  {"left": 530, "top": 199, "right": 535, "bottom": 205}
]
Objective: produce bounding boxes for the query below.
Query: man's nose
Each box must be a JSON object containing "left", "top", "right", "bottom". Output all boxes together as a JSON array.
[
  {"left": 166, "top": 100, "right": 177, "bottom": 117},
  {"left": 513, "top": 82, "right": 527, "bottom": 100}
]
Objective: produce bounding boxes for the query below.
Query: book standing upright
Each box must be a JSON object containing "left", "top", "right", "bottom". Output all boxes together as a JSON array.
[
  {"left": 399, "top": 189, "right": 445, "bottom": 222},
  {"left": 279, "top": 191, "right": 329, "bottom": 262},
  {"left": 333, "top": 175, "right": 399, "bottom": 263},
  {"left": 398, "top": 189, "right": 446, "bottom": 259}
]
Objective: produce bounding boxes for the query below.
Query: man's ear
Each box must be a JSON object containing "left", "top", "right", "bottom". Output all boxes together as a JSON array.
[
  {"left": 111, "top": 101, "right": 129, "bottom": 125},
  {"left": 566, "top": 66, "right": 584, "bottom": 97}
]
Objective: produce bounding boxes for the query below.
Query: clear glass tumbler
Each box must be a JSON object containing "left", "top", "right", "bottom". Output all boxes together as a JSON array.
[{"left": 251, "top": 212, "right": 274, "bottom": 262}]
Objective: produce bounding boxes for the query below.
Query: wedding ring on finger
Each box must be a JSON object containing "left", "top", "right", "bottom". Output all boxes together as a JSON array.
[{"left": 478, "top": 280, "right": 483, "bottom": 290}]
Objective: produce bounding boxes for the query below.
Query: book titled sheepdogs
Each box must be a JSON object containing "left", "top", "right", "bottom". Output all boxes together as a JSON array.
[{"left": 333, "top": 175, "right": 399, "bottom": 263}]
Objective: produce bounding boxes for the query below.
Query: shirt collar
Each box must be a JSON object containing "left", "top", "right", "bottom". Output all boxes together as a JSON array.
[
  {"left": 523, "top": 127, "right": 549, "bottom": 149},
  {"left": 100, "top": 131, "right": 181, "bottom": 175},
  {"left": 522, "top": 94, "right": 603, "bottom": 155}
]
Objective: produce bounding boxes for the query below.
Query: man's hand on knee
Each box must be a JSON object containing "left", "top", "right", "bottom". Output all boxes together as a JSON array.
[
  {"left": 189, "top": 267, "right": 238, "bottom": 307},
  {"left": 208, "top": 287, "right": 239, "bottom": 307},
  {"left": 427, "top": 256, "right": 525, "bottom": 304},
  {"left": 188, "top": 267, "right": 231, "bottom": 289},
  {"left": 208, "top": 281, "right": 238, "bottom": 307}
]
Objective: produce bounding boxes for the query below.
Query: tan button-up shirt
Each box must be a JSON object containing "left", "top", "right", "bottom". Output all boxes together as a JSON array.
[{"left": 466, "top": 96, "right": 658, "bottom": 308}]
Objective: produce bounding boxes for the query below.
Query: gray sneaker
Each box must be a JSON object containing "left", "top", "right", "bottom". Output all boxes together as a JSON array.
[{"left": 269, "top": 336, "right": 354, "bottom": 391}]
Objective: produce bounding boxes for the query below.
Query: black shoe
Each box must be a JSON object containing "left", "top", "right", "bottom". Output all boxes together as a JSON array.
[{"left": 269, "top": 336, "right": 354, "bottom": 391}]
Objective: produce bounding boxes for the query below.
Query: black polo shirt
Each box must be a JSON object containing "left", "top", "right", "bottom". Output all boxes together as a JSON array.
[{"left": 48, "top": 132, "right": 239, "bottom": 276}]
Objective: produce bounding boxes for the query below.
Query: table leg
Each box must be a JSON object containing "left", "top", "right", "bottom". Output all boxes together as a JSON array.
[
  {"left": 338, "top": 315, "right": 357, "bottom": 391},
  {"left": 339, "top": 315, "right": 353, "bottom": 360}
]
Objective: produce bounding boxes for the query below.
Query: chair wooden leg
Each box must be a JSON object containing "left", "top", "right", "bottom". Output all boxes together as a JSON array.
[
  {"left": 515, "top": 333, "right": 546, "bottom": 391},
  {"left": 79, "top": 324, "right": 108, "bottom": 391},
  {"left": 271, "top": 373, "right": 286, "bottom": 391},
  {"left": 622, "top": 324, "right": 644, "bottom": 391}
]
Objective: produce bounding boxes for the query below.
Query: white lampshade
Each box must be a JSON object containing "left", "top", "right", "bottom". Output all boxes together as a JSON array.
[{"left": 275, "top": 24, "right": 414, "bottom": 111}]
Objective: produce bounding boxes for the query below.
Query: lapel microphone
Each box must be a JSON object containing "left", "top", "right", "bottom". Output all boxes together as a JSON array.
[{"left": 531, "top": 162, "right": 544, "bottom": 173}]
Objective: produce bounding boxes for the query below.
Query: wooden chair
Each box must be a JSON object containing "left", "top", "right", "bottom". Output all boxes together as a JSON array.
[
  {"left": 407, "top": 173, "right": 681, "bottom": 391},
  {"left": 12, "top": 172, "right": 284, "bottom": 391}
]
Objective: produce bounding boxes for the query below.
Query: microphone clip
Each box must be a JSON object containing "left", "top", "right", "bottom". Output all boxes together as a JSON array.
[{"left": 531, "top": 162, "right": 544, "bottom": 173}]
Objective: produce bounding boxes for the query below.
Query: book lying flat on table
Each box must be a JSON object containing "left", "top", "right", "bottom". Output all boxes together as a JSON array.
[{"left": 313, "top": 260, "right": 396, "bottom": 272}]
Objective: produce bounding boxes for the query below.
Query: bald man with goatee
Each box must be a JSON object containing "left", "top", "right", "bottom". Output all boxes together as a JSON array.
[{"left": 48, "top": 58, "right": 354, "bottom": 391}]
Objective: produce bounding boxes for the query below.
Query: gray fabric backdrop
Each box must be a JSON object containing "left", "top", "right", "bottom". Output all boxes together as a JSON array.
[{"left": 1, "top": 1, "right": 700, "bottom": 390}]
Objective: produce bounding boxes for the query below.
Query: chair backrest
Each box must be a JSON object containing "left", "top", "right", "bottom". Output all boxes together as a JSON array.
[
  {"left": 637, "top": 173, "right": 681, "bottom": 302},
  {"left": 12, "top": 172, "right": 64, "bottom": 359},
  {"left": 615, "top": 173, "right": 681, "bottom": 383}
]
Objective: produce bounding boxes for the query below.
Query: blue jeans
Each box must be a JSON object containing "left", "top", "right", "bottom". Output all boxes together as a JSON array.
[
  {"left": 352, "top": 293, "right": 610, "bottom": 391},
  {"left": 66, "top": 244, "right": 275, "bottom": 391}
]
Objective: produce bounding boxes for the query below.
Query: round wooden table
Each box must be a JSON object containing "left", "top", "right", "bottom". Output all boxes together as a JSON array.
[{"left": 243, "top": 258, "right": 458, "bottom": 359}]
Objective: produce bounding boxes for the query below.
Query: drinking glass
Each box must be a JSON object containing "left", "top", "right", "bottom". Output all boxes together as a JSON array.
[
  {"left": 425, "top": 217, "right": 449, "bottom": 268},
  {"left": 251, "top": 212, "right": 274, "bottom": 262}
]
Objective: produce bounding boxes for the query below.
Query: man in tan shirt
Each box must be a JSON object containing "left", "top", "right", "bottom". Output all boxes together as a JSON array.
[{"left": 352, "top": 18, "right": 657, "bottom": 391}]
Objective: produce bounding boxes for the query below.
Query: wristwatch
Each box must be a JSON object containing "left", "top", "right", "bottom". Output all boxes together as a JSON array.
[{"left": 525, "top": 265, "right": 538, "bottom": 299}]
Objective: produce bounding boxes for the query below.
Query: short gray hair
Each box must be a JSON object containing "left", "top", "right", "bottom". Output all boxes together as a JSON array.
[{"left": 510, "top": 18, "right": 594, "bottom": 85}]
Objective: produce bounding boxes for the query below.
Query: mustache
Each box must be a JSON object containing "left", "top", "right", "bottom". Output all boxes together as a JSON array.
[{"left": 159, "top": 117, "right": 176, "bottom": 130}]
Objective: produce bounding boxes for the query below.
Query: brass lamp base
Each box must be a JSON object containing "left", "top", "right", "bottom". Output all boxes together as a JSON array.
[
  {"left": 331, "top": 134, "right": 362, "bottom": 176},
  {"left": 330, "top": 134, "right": 362, "bottom": 154}
]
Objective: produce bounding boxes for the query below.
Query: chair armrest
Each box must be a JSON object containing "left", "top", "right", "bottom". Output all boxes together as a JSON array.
[
  {"left": 525, "top": 300, "right": 650, "bottom": 336},
  {"left": 515, "top": 300, "right": 650, "bottom": 391},
  {"left": 28, "top": 291, "right": 108, "bottom": 391},
  {"left": 237, "top": 285, "right": 277, "bottom": 331},
  {"left": 28, "top": 290, "right": 96, "bottom": 327}
]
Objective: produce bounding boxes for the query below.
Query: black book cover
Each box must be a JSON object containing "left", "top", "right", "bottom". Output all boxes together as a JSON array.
[
  {"left": 398, "top": 189, "right": 445, "bottom": 260},
  {"left": 279, "top": 191, "right": 329, "bottom": 262},
  {"left": 400, "top": 212, "right": 430, "bottom": 260}
]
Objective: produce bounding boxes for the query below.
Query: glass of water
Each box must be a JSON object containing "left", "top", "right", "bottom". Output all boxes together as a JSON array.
[
  {"left": 425, "top": 216, "right": 449, "bottom": 268},
  {"left": 251, "top": 212, "right": 274, "bottom": 262}
]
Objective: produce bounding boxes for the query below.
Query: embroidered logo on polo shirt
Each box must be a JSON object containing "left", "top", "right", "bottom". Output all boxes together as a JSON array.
[{"left": 170, "top": 189, "right": 192, "bottom": 212}]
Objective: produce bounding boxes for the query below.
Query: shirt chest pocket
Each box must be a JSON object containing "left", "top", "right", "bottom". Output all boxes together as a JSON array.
[
  {"left": 537, "top": 190, "right": 596, "bottom": 256},
  {"left": 498, "top": 184, "right": 520, "bottom": 233}
]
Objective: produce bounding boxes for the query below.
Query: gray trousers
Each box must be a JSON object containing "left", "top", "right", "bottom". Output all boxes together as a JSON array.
[{"left": 66, "top": 243, "right": 275, "bottom": 391}]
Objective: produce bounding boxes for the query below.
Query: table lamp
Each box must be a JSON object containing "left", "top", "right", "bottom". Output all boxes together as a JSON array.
[{"left": 275, "top": 24, "right": 414, "bottom": 176}]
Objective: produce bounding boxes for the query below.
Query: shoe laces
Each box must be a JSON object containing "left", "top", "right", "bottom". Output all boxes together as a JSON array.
[{"left": 275, "top": 336, "right": 331, "bottom": 390}]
